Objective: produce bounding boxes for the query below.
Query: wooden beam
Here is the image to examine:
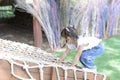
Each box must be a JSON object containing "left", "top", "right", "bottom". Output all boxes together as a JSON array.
[
  {"left": 33, "top": 17, "right": 42, "bottom": 48},
  {"left": 33, "top": 0, "right": 42, "bottom": 48}
]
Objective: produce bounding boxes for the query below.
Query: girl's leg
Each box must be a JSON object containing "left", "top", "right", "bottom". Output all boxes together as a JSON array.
[{"left": 79, "top": 42, "right": 104, "bottom": 69}]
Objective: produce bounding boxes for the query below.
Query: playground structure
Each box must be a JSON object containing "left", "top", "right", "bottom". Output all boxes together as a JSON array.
[
  {"left": 0, "top": 39, "right": 110, "bottom": 80},
  {"left": 1, "top": 0, "right": 120, "bottom": 79}
]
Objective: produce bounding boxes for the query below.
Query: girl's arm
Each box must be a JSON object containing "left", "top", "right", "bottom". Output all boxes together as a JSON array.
[
  {"left": 57, "top": 47, "right": 70, "bottom": 64},
  {"left": 71, "top": 45, "right": 84, "bottom": 67}
]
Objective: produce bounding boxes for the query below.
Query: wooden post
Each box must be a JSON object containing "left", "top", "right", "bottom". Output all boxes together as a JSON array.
[
  {"left": 33, "top": 17, "right": 42, "bottom": 48},
  {"left": 33, "top": 0, "right": 42, "bottom": 48}
]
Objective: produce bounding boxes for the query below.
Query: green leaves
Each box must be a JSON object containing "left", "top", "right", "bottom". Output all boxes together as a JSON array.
[{"left": 0, "top": 5, "right": 15, "bottom": 18}]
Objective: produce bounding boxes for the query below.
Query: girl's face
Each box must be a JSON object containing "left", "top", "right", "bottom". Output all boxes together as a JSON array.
[{"left": 66, "top": 37, "right": 75, "bottom": 44}]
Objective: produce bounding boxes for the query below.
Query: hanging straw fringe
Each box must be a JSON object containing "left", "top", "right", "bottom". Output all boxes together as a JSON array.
[{"left": 15, "top": 0, "right": 61, "bottom": 49}]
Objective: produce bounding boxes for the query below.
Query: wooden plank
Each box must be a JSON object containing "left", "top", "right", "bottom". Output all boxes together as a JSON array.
[
  {"left": 0, "top": 59, "right": 110, "bottom": 80},
  {"left": 0, "top": 59, "right": 18, "bottom": 80},
  {"left": 42, "top": 67, "right": 53, "bottom": 80},
  {"left": 86, "top": 72, "right": 95, "bottom": 80},
  {"left": 33, "top": 16, "right": 42, "bottom": 48},
  {"left": 43, "top": 67, "right": 53, "bottom": 75},
  {"left": 51, "top": 67, "right": 58, "bottom": 80}
]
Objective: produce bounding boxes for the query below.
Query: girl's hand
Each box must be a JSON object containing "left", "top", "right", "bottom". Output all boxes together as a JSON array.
[
  {"left": 57, "top": 48, "right": 70, "bottom": 65},
  {"left": 57, "top": 58, "right": 63, "bottom": 64},
  {"left": 71, "top": 64, "right": 75, "bottom": 67}
]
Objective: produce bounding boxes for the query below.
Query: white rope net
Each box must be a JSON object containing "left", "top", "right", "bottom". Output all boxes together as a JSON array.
[{"left": 0, "top": 39, "right": 107, "bottom": 80}]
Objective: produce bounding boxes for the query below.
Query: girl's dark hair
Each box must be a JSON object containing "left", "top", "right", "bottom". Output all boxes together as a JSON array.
[{"left": 61, "top": 25, "right": 78, "bottom": 39}]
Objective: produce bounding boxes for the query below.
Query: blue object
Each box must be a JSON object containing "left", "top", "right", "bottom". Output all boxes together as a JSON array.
[{"left": 79, "top": 42, "right": 104, "bottom": 69}]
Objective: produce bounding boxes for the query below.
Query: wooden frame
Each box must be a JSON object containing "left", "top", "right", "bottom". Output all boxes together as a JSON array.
[{"left": 0, "top": 59, "right": 110, "bottom": 80}]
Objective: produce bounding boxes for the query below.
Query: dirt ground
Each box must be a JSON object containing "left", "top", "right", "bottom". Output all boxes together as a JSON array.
[{"left": 0, "top": 23, "right": 51, "bottom": 52}]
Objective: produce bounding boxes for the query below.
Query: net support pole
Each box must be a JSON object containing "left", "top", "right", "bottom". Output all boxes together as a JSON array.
[
  {"left": 33, "top": 0, "right": 42, "bottom": 48},
  {"left": 33, "top": 17, "right": 42, "bottom": 48}
]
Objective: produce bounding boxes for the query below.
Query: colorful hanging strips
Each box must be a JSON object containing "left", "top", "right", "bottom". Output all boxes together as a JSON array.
[
  {"left": 48, "top": 0, "right": 60, "bottom": 48},
  {"left": 106, "top": 0, "right": 120, "bottom": 38},
  {"left": 69, "top": 0, "right": 120, "bottom": 39},
  {"left": 15, "top": 0, "right": 120, "bottom": 49},
  {"left": 97, "top": 0, "right": 109, "bottom": 38},
  {"left": 15, "top": 0, "right": 62, "bottom": 49}
]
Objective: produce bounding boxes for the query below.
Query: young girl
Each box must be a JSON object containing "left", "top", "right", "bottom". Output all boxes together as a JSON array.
[{"left": 57, "top": 25, "right": 104, "bottom": 71}]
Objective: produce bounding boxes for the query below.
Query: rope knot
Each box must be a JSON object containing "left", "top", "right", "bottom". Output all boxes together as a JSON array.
[{"left": 23, "top": 65, "right": 29, "bottom": 69}]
